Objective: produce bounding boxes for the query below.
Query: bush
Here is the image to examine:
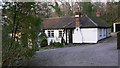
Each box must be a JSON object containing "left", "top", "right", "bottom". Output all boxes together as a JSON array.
[
  {"left": 55, "top": 42, "right": 63, "bottom": 48},
  {"left": 50, "top": 40, "right": 65, "bottom": 48},
  {"left": 49, "top": 37, "right": 65, "bottom": 48},
  {"left": 40, "top": 36, "right": 48, "bottom": 47},
  {"left": 38, "top": 32, "right": 47, "bottom": 42},
  {"left": 39, "top": 32, "right": 47, "bottom": 38},
  {"left": 39, "top": 32, "right": 48, "bottom": 47},
  {"left": 50, "top": 40, "right": 55, "bottom": 47},
  {"left": 61, "top": 37, "right": 65, "bottom": 47}
]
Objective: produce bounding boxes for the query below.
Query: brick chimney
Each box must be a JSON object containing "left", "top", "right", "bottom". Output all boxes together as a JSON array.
[
  {"left": 96, "top": 8, "right": 101, "bottom": 17},
  {"left": 96, "top": 0, "right": 101, "bottom": 17},
  {"left": 75, "top": 7, "right": 81, "bottom": 27}
]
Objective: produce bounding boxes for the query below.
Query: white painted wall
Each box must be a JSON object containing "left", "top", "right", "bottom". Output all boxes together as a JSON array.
[
  {"left": 73, "top": 28, "right": 111, "bottom": 43},
  {"left": 73, "top": 28, "right": 98, "bottom": 43},
  {"left": 45, "top": 29, "right": 64, "bottom": 45},
  {"left": 73, "top": 27, "right": 83, "bottom": 43},
  {"left": 106, "top": 28, "right": 111, "bottom": 37},
  {"left": 81, "top": 28, "right": 98, "bottom": 43},
  {"left": 97, "top": 28, "right": 104, "bottom": 40},
  {"left": 97, "top": 28, "right": 111, "bottom": 40},
  {"left": 44, "top": 27, "right": 111, "bottom": 45}
]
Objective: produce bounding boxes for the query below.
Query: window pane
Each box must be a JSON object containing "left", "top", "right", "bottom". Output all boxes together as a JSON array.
[
  {"left": 48, "top": 30, "right": 54, "bottom": 37},
  {"left": 59, "top": 31, "right": 62, "bottom": 37},
  {"left": 51, "top": 33, "right": 54, "bottom": 37},
  {"left": 48, "top": 31, "right": 50, "bottom": 37},
  {"left": 51, "top": 31, "right": 54, "bottom": 37}
]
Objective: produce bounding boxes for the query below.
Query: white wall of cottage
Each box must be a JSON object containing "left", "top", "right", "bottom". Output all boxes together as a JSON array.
[
  {"left": 97, "top": 28, "right": 111, "bottom": 40},
  {"left": 73, "top": 28, "right": 98, "bottom": 43},
  {"left": 73, "top": 27, "right": 83, "bottom": 43},
  {"left": 45, "top": 29, "right": 64, "bottom": 45},
  {"left": 44, "top": 27, "right": 111, "bottom": 45}
]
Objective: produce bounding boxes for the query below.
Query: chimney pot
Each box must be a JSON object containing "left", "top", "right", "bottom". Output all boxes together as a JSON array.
[{"left": 96, "top": 9, "right": 101, "bottom": 17}]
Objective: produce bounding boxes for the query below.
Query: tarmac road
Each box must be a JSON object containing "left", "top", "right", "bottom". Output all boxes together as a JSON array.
[{"left": 29, "top": 32, "right": 118, "bottom": 66}]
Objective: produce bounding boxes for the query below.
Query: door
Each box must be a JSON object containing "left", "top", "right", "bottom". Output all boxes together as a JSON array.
[
  {"left": 69, "top": 29, "right": 73, "bottom": 43},
  {"left": 116, "top": 24, "right": 120, "bottom": 32}
]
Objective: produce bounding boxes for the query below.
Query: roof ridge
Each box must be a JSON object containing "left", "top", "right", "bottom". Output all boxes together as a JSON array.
[{"left": 86, "top": 15, "right": 98, "bottom": 26}]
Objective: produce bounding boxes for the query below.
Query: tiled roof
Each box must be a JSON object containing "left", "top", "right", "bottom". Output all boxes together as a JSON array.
[{"left": 42, "top": 15, "right": 111, "bottom": 29}]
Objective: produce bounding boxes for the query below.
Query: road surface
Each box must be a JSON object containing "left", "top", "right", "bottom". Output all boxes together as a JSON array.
[{"left": 28, "top": 33, "right": 118, "bottom": 66}]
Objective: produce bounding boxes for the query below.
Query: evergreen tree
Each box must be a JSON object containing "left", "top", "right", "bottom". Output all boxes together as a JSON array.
[
  {"left": 81, "top": 2, "right": 93, "bottom": 15},
  {"left": 2, "top": 2, "right": 43, "bottom": 66}
]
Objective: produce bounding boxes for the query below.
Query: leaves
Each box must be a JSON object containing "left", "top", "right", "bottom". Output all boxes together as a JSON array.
[
  {"left": 49, "top": 2, "right": 63, "bottom": 17},
  {"left": 2, "top": 2, "right": 42, "bottom": 66},
  {"left": 82, "top": 2, "right": 93, "bottom": 15}
]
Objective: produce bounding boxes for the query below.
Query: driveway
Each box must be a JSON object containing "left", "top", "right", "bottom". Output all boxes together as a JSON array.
[{"left": 28, "top": 33, "right": 118, "bottom": 66}]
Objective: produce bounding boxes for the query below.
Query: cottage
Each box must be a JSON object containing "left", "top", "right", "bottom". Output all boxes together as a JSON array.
[{"left": 42, "top": 11, "right": 111, "bottom": 45}]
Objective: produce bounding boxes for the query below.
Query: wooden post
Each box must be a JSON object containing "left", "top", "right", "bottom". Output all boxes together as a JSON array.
[{"left": 117, "top": 31, "right": 120, "bottom": 49}]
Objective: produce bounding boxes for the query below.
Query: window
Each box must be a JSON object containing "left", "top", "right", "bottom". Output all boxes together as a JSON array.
[
  {"left": 48, "top": 31, "right": 50, "bottom": 37},
  {"left": 48, "top": 30, "right": 54, "bottom": 37},
  {"left": 59, "top": 31, "right": 64, "bottom": 37},
  {"left": 76, "top": 28, "right": 78, "bottom": 31},
  {"left": 51, "top": 31, "right": 54, "bottom": 37},
  {"left": 59, "top": 31, "right": 62, "bottom": 37}
]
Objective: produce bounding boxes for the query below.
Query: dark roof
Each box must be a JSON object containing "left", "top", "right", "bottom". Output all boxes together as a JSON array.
[
  {"left": 114, "top": 18, "right": 120, "bottom": 22},
  {"left": 42, "top": 15, "right": 111, "bottom": 29}
]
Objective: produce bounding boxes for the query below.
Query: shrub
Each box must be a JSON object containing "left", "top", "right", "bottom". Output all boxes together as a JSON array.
[
  {"left": 55, "top": 42, "right": 63, "bottom": 48},
  {"left": 38, "top": 32, "right": 47, "bottom": 43},
  {"left": 39, "top": 32, "right": 47, "bottom": 38},
  {"left": 50, "top": 40, "right": 55, "bottom": 47},
  {"left": 50, "top": 41, "right": 64, "bottom": 48},
  {"left": 61, "top": 37, "right": 65, "bottom": 47},
  {"left": 49, "top": 37, "right": 65, "bottom": 48},
  {"left": 39, "top": 32, "right": 48, "bottom": 47},
  {"left": 40, "top": 36, "right": 48, "bottom": 47}
]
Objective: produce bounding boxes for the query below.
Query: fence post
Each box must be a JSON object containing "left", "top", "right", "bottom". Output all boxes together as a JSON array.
[{"left": 117, "top": 32, "right": 120, "bottom": 49}]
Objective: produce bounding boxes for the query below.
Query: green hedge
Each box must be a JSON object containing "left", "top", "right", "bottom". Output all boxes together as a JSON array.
[{"left": 39, "top": 33, "right": 48, "bottom": 47}]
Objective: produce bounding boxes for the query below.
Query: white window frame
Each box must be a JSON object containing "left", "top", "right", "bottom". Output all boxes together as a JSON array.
[
  {"left": 48, "top": 30, "right": 54, "bottom": 38},
  {"left": 59, "top": 30, "right": 64, "bottom": 37}
]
